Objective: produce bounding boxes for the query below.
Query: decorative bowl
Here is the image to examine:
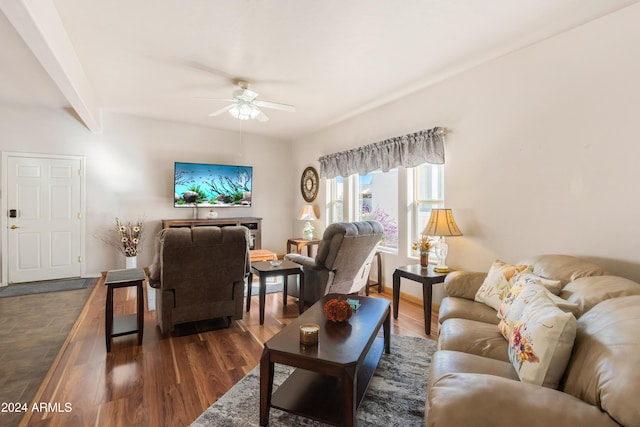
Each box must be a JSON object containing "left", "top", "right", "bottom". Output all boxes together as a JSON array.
[{"left": 269, "top": 260, "right": 282, "bottom": 267}]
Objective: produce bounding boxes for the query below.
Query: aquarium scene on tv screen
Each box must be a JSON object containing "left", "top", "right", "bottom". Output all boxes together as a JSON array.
[{"left": 174, "top": 162, "right": 252, "bottom": 208}]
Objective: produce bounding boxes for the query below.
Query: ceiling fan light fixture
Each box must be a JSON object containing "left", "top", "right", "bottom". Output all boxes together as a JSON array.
[{"left": 229, "top": 101, "right": 260, "bottom": 120}]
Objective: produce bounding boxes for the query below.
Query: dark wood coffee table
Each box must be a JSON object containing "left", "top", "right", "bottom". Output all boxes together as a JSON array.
[{"left": 260, "top": 294, "right": 391, "bottom": 426}]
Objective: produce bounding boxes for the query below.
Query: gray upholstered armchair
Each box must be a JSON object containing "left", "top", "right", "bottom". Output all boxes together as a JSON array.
[
  {"left": 284, "top": 221, "right": 384, "bottom": 306},
  {"left": 148, "top": 226, "right": 250, "bottom": 334}
]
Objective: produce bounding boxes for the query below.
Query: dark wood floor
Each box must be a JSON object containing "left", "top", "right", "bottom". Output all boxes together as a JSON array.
[{"left": 19, "top": 277, "right": 438, "bottom": 427}]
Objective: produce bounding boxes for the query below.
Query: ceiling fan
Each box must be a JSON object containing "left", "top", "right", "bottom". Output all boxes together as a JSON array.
[{"left": 205, "top": 80, "right": 296, "bottom": 122}]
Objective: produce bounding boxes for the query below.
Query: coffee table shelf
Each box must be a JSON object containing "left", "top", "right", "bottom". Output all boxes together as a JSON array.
[{"left": 270, "top": 338, "right": 384, "bottom": 425}]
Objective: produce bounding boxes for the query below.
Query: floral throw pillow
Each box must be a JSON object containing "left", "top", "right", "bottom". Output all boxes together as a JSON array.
[
  {"left": 498, "top": 283, "right": 546, "bottom": 338},
  {"left": 508, "top": 293, "right": 577, "bottom": 388},
  {"left": 474, "top": 260, "right": 531, "bottom": 311},
  {"left": 497, "top": 273, "right": 562, "bottom": 320}
]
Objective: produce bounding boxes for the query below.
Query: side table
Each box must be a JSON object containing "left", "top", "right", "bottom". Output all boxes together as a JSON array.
[
  {"left": 365, "top": 250, "right": 384, "bottom": 295},
  {"left": 286, "top": 238, "right": 321, "bottom": 257},
  {"left": 392, "top": 264, "right": 448, "bottom": 335},
  {"left": 247, "top": 260, "right": 304, "bottom": 325},
  {"left": 104, "top": 268, "right": 146, "bottom": 352}
]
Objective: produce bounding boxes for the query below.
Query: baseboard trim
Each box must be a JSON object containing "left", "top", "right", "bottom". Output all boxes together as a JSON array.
[{"left": 380, "top": 287, "right": 440, "bottom": 313}]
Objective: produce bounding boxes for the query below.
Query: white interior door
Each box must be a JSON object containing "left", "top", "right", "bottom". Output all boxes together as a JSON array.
[{"left": 5, "top": 155, "right": 82, "bottom": 283}]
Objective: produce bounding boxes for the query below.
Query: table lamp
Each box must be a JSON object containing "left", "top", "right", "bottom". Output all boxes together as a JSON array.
[
  {"left": 298, "top": 205, "right": 318, "bottom": 240},
  {"left": 423, "top": 208, "right": 462, "bottom": 273}
]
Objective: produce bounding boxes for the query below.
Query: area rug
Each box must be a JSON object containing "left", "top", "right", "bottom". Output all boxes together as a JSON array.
[
  {"left": 248, "top": 280, "right": 284, "bottom": 296},
  {"left": 0, "top": 277, "right": 93, "bottom": 298},
  {"left": 190, "top": 334, "right": 436, "bottom": 427}
]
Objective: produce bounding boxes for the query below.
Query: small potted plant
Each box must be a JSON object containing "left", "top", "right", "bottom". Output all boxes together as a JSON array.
[{"left": 412, "top": 235, "right": 432, "bottom": 267}]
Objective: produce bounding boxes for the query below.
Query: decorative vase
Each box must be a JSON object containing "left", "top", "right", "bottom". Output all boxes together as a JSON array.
[
  {"left": 125, "top": 255, "right": 137, "bottom": 269},
  {"left": 420, "top": 253, "right": 428, "bottom": 267}
]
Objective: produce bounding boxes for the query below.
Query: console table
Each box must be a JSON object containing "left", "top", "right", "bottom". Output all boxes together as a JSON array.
[{"left": 162, "top": 217, "right": 262, "bottom": 249}]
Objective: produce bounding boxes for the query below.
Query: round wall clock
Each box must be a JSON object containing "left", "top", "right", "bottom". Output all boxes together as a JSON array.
[{"left": 301, "top": 166, "right": 319, "bottom": 202}]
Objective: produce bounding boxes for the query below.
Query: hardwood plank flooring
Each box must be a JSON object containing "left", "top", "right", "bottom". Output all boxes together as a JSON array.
[{"left": 20, "top": 278, "right": 438, "bottom": 427}]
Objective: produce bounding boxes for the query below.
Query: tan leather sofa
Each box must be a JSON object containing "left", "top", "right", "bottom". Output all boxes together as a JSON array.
[
  {"left": 427, "top": 254, "right": 640, "bottom": 427},
  {"left": 148, "top": 226, "right": 250, "bottom": 333},
  {"left": 284, "top": 221, "right": 383, "bottom": 305}
]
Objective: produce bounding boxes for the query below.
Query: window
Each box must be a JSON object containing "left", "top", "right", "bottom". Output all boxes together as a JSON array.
[
  {"left": 355, "top": 170, "right": 398, "bottom": 251},
  {"left": 325, "top": 162, "right": 443, "bottom": 256},
  {"left": 326, "top": 175, "right": 344, "bottom": 223},
  {"left": 413, "top": 163, "right": 444, "bottom": 251}
]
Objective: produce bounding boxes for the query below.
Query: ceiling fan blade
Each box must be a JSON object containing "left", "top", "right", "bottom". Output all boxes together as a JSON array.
[
  {"left": 195, "top": 97, "right": 235, "bottom": 102},
  {"left": 256, "top": 109, "right": 270, "bottom": 122},
  {"left": 208, "top": 104, "right": 234, "bottom": 117},
  {"left": 253, "top": 100, "right": 296, "bottom": 112},
  {"left": 235, "top": 88, "right": 259, "bottom": 102}
]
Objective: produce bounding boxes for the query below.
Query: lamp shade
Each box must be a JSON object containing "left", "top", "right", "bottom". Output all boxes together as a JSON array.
[
  {"left": 423, "top": 209, "right": 462, "bottom": 237},
  {"left": 298, "top": 205, "right": 318, "bottom": 221}
]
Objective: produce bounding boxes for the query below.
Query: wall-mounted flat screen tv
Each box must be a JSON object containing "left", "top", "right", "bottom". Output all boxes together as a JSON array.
[{"left": 174, "top": 162, "right": 252, "bottom": 208}]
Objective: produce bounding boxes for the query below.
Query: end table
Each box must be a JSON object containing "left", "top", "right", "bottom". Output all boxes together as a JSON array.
[
  {"left": 247, "top": 260, "right": 304, "bottom": 325},
  {"left": 392, "top": 264, "right": 449, "bottom": 335},
  {"left": 286, "top": 238, "right": 321, "bottom": 257},
  {"left": 104, "top": 268, "right": 146, "bottom": 352}
]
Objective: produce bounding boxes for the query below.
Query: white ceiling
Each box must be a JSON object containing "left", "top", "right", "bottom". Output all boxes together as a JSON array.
[{"left": 1, "top": 0, "right": 638, "bottom": 140}]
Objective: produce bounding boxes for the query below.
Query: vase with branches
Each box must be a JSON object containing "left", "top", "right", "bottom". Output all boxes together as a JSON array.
[{"left": 114, "top": 217, "right": 144, "bottom": 257}]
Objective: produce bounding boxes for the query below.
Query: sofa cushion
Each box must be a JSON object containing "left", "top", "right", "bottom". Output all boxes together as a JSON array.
[
  {"left": 508, "top": 294, "right": 577, "bottom": 388},
  {"left": 428, "top": 350, "right": 519, "bottom": 392},
  {"left": 561, "top": 295, "right": 640, "bottom": 427},
  {"left": 426, "top": 372, "right": 622, "bottom": 427},
  {"left": 559, "top": 275, "right": 640, "bottom": 315},
  {"left": 474, "top": 260, "right": 531, "bottom": 311},
  {"left": 443, "top": 271, "right": 488, "bottom": 300},
  {"left": 438, "top": 318, "right": 509, "bottom": 362},
  {"left": 438, "top": 297, "right": 500, "bottom": 326},
  {"left": 518, "top": 254, "right": 607, "bottom": 286}
]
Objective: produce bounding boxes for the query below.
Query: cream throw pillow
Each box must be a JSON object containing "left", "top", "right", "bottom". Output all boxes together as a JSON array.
[
  {"left": 508, "top": 293, "right": 577, "bottom": 388},
  {"left": 497, "top": 273, "right": 562, "bottom": 320},
  {"left": 474, "top": 260, "right": 531, "bottom": 311}
]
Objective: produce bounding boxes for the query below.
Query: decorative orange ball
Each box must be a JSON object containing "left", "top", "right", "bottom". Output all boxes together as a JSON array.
[{"left": 323, "top": 298, "right": 353, "bottom": 322}]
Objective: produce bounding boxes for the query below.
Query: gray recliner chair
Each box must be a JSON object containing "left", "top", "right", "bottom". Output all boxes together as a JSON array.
[
  {"left": 284, "top": 221, "right": 384, "bottom": 306},
  {"left": 148, "top": 226, "right": 250, "bottom": 333}
]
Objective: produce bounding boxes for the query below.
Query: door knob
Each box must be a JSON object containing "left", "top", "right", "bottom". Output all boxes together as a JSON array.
[{"left": 10, "top": 225, "right": 20, "bottom": 229}]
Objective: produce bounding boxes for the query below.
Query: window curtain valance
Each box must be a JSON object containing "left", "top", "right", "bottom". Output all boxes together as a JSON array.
[{"left": 318, "top": 127, "right": 446, "bottom": 179}]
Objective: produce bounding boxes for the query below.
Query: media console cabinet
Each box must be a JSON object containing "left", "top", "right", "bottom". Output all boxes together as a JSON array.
[{"left": 161, "top": 217, "right": 262, "bottom": 249}]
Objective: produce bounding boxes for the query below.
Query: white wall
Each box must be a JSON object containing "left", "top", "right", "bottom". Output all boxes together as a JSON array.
[
  {"left": 0, "top": 109, "right": 294, "bottom": 278},
  {"left": 291, "top": 4, "right": 640, "bottom": 301}
]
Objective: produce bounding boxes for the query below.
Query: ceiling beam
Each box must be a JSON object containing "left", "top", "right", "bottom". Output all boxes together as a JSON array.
[{"left": 0, "top": 0, "right": 101, "bottom": 132}]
